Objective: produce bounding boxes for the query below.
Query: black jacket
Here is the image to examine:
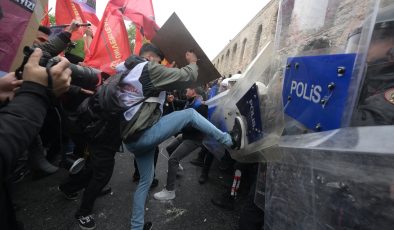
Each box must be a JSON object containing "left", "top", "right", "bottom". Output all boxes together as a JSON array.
[
  {"left": 351, "top": 64, "right": 394, "bottom": 126},
  {"left": 0, "top": 82, "right": 50, "bottom": 230}
]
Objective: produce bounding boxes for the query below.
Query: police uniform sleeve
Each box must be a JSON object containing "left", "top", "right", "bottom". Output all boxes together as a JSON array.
[{"left": 351, "top": 92, "right": 394, "bottom": 126}]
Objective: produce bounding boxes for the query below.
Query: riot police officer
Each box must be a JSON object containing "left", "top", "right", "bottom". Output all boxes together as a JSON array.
[{"left": 350, "top": 5, "right": 394, "bottom": 126}]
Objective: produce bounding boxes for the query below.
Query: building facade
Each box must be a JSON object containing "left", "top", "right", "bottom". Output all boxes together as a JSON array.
[
  {"left": 213, "top": 0, "right": 279, "bottom": 77},
  {"left": 213, "top": 0, "right": 392, "bottom": 77}
]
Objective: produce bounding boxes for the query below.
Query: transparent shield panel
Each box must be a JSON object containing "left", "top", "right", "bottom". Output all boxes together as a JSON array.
[
  {"left": 276, "top": 0, "right": 379, "bottom": 134},
  {"left": 263, "top": 126, "right": 394, "bottom": 230},
  {"left": 205, "top": 42, "right": 285, "bottom": 162},
  {"left": 260, "top": 1, "right": 394, "bottom": 229}
]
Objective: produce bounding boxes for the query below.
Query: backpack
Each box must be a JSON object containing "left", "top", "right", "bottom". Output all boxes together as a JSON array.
[{"left": 70, "top": 55, "right": 147, "bottom": 141}]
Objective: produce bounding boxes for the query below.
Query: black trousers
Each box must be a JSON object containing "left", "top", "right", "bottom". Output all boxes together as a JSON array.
[
  {"left": 60, "top": 120, "right": 121, "bottom": 217},
  {"left": 201, "top": 146, "right": 214, "bottom": 175}
]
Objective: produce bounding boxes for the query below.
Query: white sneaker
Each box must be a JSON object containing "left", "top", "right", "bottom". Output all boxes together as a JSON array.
[{"left": 154, "top": 188, "right": 176, "bottom": 200}]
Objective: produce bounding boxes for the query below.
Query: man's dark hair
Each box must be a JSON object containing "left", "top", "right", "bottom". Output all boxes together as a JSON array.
[
  {"left": 194, "top": 86, "right": 205, "bottom": 96},
  {"left": 139, "top": 43, "right": 164, "bottom": 61},
  {"left": 38, "top": 25, "right": 51, "bottom": 36}
]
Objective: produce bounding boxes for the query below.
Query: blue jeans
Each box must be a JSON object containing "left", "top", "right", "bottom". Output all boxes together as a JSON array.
[{"left": 125, "top": 108, "right": 233, "bottom": 230}]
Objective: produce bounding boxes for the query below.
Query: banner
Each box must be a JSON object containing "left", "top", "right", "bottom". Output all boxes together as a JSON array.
[
  {"left": 56, "top": 0, "right": 86, "bottom": 40},
  {"left": 0, "top": 0, "right": 36, "bottom": 74},
  {"left": 84, "top": 5, "right": 131, "bottom": 75}
]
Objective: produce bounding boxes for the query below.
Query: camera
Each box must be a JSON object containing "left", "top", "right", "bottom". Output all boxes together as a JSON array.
[{"left": 16, "top": 46, "right": 100, "bottom": 91}]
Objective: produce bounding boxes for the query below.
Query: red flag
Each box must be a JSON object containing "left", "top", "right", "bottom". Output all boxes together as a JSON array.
[
  {"left": 41, "top": 4, "right": 50, "bottom": 26},
  {"left": 55, "top": 0, "right": 87, "bottom": 40},
  {"left": 134, "top": 28, "right": 143, "bottom": 55},
  {"left": 84, "top": 5, "right": 131, "bottom": 75},
  {"left": 109, "top": 0, "right": 159, "bottom": 40}
]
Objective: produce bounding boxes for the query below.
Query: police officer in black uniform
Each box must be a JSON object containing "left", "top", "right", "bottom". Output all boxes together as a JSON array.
[
  {"left": 327, "top": 4, "right": 394, "bottom": 229},
  {"left": 350, "top": 4, "right": 394, "bottom": 126}
]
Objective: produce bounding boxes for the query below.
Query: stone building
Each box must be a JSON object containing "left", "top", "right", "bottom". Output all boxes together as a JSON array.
[
  {"left": 213, "top": 0, "right": 392, "bottom": 77},
  {"left": 213, "top": 0, "right": 279, "bottom": 77}
]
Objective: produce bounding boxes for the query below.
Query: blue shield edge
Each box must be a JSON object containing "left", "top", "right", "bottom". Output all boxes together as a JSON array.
[{"left": 236, "top": 83, "right": 264, "bottom": 144}]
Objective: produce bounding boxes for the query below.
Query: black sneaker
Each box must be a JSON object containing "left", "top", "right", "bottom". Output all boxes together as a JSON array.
[
  {"left": 230, "top": 116, "right": 245, "bottom": 150},
  {"left": 58, "top": 185, "right": 78, "bottom": 200},
  {"left": 76, "top": 215, "right": 96, "bottom": 230},
  {"left": 143, "top": 221, "right": 153, "bottom": 230}
]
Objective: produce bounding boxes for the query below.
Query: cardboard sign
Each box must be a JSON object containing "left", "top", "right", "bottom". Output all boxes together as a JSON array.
[
  {"left": 5, "top": 0, "right": 47, "bottom": 74},
  {"left": 151, "top": 13, "right": 221, "bottom": 86},
  {"left": 1, "top": 0, "right": 35, "bottom": 73}
]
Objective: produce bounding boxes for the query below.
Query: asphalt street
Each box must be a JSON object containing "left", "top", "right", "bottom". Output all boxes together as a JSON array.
[{"left": 13, "top": 138, "right": 246, "bottom": 230}]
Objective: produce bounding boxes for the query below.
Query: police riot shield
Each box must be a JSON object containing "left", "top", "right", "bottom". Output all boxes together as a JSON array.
[
  {"left": 205, "top": 41, "right": 285, "bottom": 162},
  {"left": 257, "top": 0, "right": 394, "bottom": 229}
]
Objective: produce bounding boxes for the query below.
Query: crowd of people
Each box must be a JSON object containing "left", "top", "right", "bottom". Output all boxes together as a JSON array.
[
  {"left": 0, "top": 21, "right": 255, "bottom": 230},
  {"left": 1, "top": 2, "right": 394, "bottom": 230}
]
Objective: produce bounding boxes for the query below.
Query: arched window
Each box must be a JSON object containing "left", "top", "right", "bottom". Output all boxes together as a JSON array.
[
  {"left": 221, "top": 55, "right": 224, "bottom": 69},
  {"left": 239, "top": 38, "right": 247, "bottom": 63},
  {"left": 226, "top": 49, "right": 230, "bottom": 64},
  {"left": 232, "top": 43, "right": 238, "bottom": 61},
  {"left": 252, "top": 25, "right": 263, "bottom": 58}
]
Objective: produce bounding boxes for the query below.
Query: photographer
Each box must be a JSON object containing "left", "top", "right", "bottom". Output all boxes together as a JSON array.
[
  {"left": 10, "top": 22, "right": 85, "bottom": 178},
  {"left": 30, "top": 20, "right": 100, "bottom": 94},
  {"left": 26, "top": 21, "right": 101, "bottom": 169},
  {"left": 0, "top": 48, "right": 71, "bottom": 229}
]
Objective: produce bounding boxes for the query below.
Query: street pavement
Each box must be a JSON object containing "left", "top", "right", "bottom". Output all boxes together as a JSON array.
[{"left": 14, "top": 138, "right": 246, "bottom": 230}]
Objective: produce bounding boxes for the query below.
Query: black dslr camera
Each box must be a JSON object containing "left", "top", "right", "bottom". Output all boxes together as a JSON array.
[
  {"left": 16, "top": 46, "right": 100, "bottom": 91},
  {"left": 15, "top": 46, "right": 61, "bottom": 80}
]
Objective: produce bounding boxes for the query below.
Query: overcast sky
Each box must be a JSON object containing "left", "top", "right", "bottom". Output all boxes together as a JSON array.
[{"left": 48, "top": 0, "right": 270, "bottom": 59}]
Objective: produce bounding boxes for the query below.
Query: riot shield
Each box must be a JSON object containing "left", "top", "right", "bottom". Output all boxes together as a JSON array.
[
  {"left": 205, "top": 41, "right": 285, "bottom": 162},
  {"left": 258, "top": 0, "right": 394, "bottom": 229}
]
